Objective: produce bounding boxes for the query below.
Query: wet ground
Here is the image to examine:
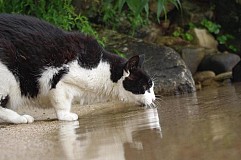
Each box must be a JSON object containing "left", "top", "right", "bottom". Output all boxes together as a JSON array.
[{"left": 0, "top": 84, "right": 241, "bottom": 160}]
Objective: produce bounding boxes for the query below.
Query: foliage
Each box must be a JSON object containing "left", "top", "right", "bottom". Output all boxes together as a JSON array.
[
  {"left": 0, "top": 0, "right": 104, "bottom": 45},
  {"left": 101, "top": 0, "right": 182, "bottom": 32},
  {"left": 217, "top": 34, "right": 237, "bottom": 52},
  {"left": 172, "top": 19, "right": 238, "bottom": 52},
  {"left": 113, "top": 49, "right": 126, "bottom": 58},
  {"left": 172, "top": 27, "right": 193, "bottom": 41},
  {"left": 200, "top": 19, "right": 237, "bottom": 52},
  {"left": 201, "top": 19, "right": 221, "bottom": 34}
]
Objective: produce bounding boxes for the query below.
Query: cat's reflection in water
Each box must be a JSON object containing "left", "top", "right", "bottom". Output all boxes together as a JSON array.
[{"left": 58, "top": 108, "right": 162, "bottom": 160}]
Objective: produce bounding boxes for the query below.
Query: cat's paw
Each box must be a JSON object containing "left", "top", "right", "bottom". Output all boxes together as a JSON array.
[
  {"left": 15, "top": 115, "right": 34, "bottom": 124},
  {"left": 57, "top": 112, "right": 78, "bottom": 121}
]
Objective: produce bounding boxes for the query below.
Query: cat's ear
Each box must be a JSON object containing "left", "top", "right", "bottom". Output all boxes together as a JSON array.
[
  {"left": 124, "top": 55, "right": 139, "bottom": 71},
  {"left": 124, "top": 55, "right": 145, "bottom": 71}
]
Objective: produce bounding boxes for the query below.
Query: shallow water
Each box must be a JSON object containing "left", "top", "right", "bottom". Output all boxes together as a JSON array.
[{"left": 1, "top": 84, "right": 241, "bottom": 160}]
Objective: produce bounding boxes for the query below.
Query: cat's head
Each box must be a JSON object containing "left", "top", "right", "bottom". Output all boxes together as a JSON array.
[{"left": 116, "top": 55, "right": 156, "bottom": 107}]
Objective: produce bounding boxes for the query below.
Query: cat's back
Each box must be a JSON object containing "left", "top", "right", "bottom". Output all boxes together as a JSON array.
[
  {"left": 0, "top": 14, "right": 78, "bottom": 68},
  {"left": 0, "top": 13, "right": 63, "bottom": 39}
]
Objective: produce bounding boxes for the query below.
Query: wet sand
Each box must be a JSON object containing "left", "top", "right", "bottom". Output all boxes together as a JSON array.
[{"left": 1, "top": 84, "right": 241, "bottom": 160}]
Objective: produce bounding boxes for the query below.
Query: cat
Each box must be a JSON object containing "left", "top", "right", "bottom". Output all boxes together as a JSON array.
[{"left": 0, "top": 14, "right": 155, "bottom": 124}]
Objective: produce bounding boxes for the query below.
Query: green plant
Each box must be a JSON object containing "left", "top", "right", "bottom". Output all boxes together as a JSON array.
[
  {"left": 172, "top": 19, "right": 238, "bottom": 52},
  {"left": 201, "top": 19, "right": 221, "bottom": 34},
  {"left": 200, "top": 19, "right": 238, "bottom": 52},
  {"left": 156, "top": 0, "right": 182, "bottom": 22},
  {"left": 217, "top": 34, "right": 237, "bottom": 52},
  {"left": 101, "top": 0, "right": 182, "bottom": 32},
  {"left": 113, "top": 49, "right": 126, "bottom": 58},
  {"left": 0, "top": 0, "right": 104, "bottom": 45},
  {"left": 172, "top": 27, "right": 193, "bottom": 41}
]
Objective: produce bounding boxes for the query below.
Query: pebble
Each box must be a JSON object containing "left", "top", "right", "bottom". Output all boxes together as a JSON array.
[
  {"left": 214, "top": 72, "right": 232, "bottom": 81},
  {"left": 194, "top": 71, "right": 216, "bottom": 83}
]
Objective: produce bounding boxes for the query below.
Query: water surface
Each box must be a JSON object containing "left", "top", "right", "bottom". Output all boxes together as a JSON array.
[{"left": 0, "top": 84, "right": 241, "bottom": 160}]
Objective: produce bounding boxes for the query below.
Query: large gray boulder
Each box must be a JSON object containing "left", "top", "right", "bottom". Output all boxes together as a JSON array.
[
  {"left": 128, "top": 42, "right": 196, "bottom": 95},
  {"left": 97, "top": 28, "right": 196, "bottom": 95}
]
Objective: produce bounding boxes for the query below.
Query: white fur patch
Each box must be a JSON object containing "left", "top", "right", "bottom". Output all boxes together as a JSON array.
[{"left": 38, "top": 64, "right": 69, "bottom": 95}]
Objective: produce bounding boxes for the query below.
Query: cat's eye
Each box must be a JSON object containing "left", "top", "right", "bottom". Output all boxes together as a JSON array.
[
  {"left": 143, "top": 84, "right": 150, "bottom": 93},
  {"left": 143, "top": 84, "right": 151, "bottom": 92}
]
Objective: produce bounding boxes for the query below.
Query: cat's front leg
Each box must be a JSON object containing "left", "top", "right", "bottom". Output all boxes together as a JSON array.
[
  {"left": 0, "top": 94, "right": 34, "bottom": 124},
  {"left": 0, "top": 108, "right": 34, "bottom": 124},
  {"left": 49, "top": 82, "right": 78, "bottom": 121}
]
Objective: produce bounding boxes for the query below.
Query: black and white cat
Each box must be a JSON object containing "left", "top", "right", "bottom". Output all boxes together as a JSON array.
[{"left": 0, "top": 14, "right": 155, "bottom": 124}]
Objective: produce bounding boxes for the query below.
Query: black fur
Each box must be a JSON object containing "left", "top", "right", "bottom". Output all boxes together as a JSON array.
[
  {"left": 78, "top": 38, "right": 102, "bottom": 69},
  {"left": 0, "top": 95, "right": 9, "bottom": 108},
  {"left": 123, "top": 68, "right": 152, "bottom": 94},
  {"left": 102, "top": 51, "right": 126, "bottom": 82},
  {"left": 50, "top": 66, "right": 69, "bottom": 89}
]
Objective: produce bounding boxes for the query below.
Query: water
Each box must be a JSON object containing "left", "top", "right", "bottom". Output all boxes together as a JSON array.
[{"left": 0, "top": 84, "right": 241, "bottom": 160}]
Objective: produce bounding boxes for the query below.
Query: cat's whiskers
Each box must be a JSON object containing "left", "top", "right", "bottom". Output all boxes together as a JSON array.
[
  {"left": 154, "top": 99, "right": 162, "bottom": 106},
  {"left": 155, "top": 97, "right": 167, "bottom": 105},
  {"left": 151, "top": 73, "right": 157, "bottom": 79},
  {"left": 145, "top": 102, "right": 157, "bottom": 109}
]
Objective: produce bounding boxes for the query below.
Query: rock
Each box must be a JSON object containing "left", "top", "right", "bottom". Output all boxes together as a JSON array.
[
  {"left": 97, "top": 28, "right": 196, "bottom": 95},
  {"left": 198, "top": 53, "right": 240, "bottom": 74},
  {"left": 155, "top": 36, "right": 188, "bottom": 46},
  {"left": 214, "top": 72, "right": 232, "bottom": 81},
  {"left": 200, "top": 72, "right": 232, "bottom": 87},
  {"left": 192, "top": 28, "right": 218, "bottom": 50},
  {"left": 195, "top": 82, "right": 202, "bottom": 90},
  {"left": 181, "top": 47, "right": 206, "bottom": 74},
  {"left": 232, "top": 61, "right": 241, "bottom": 82},
  {"left": 193, "top": 71, "right": 216, "bottom": 83},
  {"left": 127, "top": 43, "right": 196, "bottom": 95},
  {"left": 202, "top": 79, "right": 219, "bottom": 87}
]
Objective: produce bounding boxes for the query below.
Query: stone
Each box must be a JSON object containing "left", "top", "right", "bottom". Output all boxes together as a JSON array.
[
  {"left": 193, "top": 71, "right": 216, "bottom": 83},
  {"left": 155, "top": 36, "right": 188, "bottom": 46},
  {"left": 181, "top": 47, "right": 206, "bottom": 74},
  {"left": 195, "top": 82, "right": 202, "bottom": 90},
  {"left": 214, "top": 72, "right": 232, "bottom": 81},
  {"left": 97, "top": 28, "right": 196, "bottom": 95},
  {"left": 192, "top": 28, "right": 218, "bottom": 50},
  {"left": 127, "top": 43, "right": 196, "bottom": 95},
  {"left": 232, "top": 61, "right": 241, "bottom": 82},
  {"left": 198, "top": 53, "right": 240, "bottom": 74},
  {"left": 202, "top": 79, "right": 219, "bottom": 87}
]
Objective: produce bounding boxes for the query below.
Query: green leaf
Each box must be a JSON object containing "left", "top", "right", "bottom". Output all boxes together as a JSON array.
[
  {"left": 228, "top": 45, "right": 238, "bottom": 52},
  {"left": 183, "top": 33, "right": 193, "bottom": 41},
  {"left": 116, "top": 0, "right": 126, "bottom": 12},
  {"left": 144, "top": 3, "right": 149, "bottom": 18},
  {"left": 126, "top": 0, "right": 148, "bottom": 16},
  {"left": 157, "top": 0, "right": 168, "bottom": 22},
  {"left": 172, "top": 30, "right": 181, "bottom": 37}
]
